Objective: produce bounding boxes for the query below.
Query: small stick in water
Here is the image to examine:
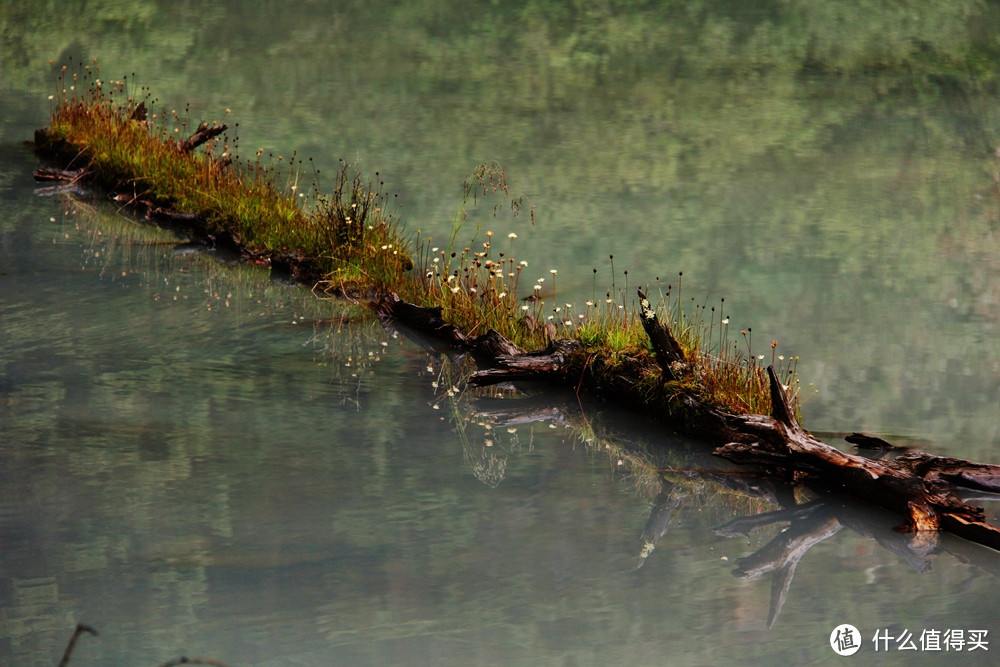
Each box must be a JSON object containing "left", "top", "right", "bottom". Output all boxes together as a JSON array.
[{"left": 57, "top": 623, "right": 99, "bottom": 667}]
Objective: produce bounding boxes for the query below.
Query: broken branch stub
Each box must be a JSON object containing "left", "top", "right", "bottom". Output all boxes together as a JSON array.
[
  {"left": 374, "top": 290, "right": 1000, "bottom": 552},
  {"left": 637, "top": 288, "right": 687, "bottom": 381},
  {"left": 178, "top": 122, "right": 227, "bottom": 153}
]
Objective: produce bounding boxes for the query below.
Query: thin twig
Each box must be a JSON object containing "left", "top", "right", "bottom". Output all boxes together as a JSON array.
[
  {"left": 156, "top": 658, "right": 231, "bottom": 667},
  {"left": 57, "top": 623, "right": 99, "bottom": 667}
]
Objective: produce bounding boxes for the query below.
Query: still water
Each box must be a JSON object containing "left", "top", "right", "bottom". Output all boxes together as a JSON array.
[{"left": 2, "top": 2, "right": 1000, "bottom": 665}]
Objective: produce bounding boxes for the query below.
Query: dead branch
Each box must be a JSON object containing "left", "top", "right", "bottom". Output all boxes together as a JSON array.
[
  {"left": 637, "top": 288, "right": 687, "bottom": 381},
  {"left": 57, "top": 624, "right": 99, "bottom": 667},
  {"left": 34, "top": 166, "right": 88, "bottom": 182},
  {"left": 178, "top": 122, "right": 227, "bottom": 153},
  {"left": 375, "top": 289, "right": 1000, "bottom": 553}
]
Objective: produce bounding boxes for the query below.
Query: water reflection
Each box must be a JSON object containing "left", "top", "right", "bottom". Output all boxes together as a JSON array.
[
  {"left": 5, "top": 0, "right": 1000, "bottom": 452},
  {"left": 1, "top": 164, "right": 998, "bottom": 664},
  {"left": 459, "top": 381, "right": 1000, "bottom": 629}
]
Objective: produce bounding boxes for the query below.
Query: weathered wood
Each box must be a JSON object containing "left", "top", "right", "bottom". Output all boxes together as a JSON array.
[
  {"left": 766, "top": 357, "right": 796, "bottom": 428},
  {"left": 894, "top": 452, "right": 1000, "bottom": 494},
  {"left": 375, "top": 288, "right": 1000, "bottom": 553},
  {"left": 469, "top": 338, "right": 582, "bottom": 386},
  {"left": 33, "top": 166, "right": 87, "bottom": 182},
  {"left": 637, "top": 288, "right": 686, "bottom": 381},
  {"left": 373, "top": 292, "right": 525, "bottom": 363},
  {"left": 129, "top": 100, "right": 147, "bottom": 122},
  {"left": 845, "top": 432, "right": 902, "bottom": 452},
  {"left": 178, "top": 122, "right": 227, "bottom": 153},
  {"left": 715, "top": 368, "right": 1000, "bottom": 546}
]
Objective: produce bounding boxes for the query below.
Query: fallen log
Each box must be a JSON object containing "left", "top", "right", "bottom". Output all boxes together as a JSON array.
[
  {"left": 375, "top": 288, "right": 1000, "bottom": 553},
  {"left": 373, "top": 292, "right": 525, "bottom": 363},
  {"left": 463, "top": 381, "right": 1000, "bottom": 626},
  {"left": 713, "top": 366, "right": 1000, "bottom": 551},
  {"left": 33, "top": 166, "right": 87, "bottom": 182}
]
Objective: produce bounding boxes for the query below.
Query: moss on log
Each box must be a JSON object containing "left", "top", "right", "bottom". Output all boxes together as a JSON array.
[
  {"left": 31, "top": 70, "right": 999, "bottom": 554},
  {"left": 374, "top": 290, "right": 1000, "bottom": 553}
]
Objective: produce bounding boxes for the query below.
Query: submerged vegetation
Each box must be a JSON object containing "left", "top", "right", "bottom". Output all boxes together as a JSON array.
[{"left": 35, "top": 59, "right": 803, "bottom": 423}]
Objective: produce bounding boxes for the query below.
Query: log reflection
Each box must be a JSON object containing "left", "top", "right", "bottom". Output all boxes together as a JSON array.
[{"left": 462, "top": 386, "right": 1000, "bottom": 627}]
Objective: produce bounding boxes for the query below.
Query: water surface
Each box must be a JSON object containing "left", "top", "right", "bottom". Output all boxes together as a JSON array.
[{"left": 2, "top": 3, "right": 999, "bottom": 665}]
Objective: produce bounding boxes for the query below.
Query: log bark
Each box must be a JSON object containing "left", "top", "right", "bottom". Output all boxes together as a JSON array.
[
  {"left": 637, "top": 288, "right": 687, "bottom": 381},
  {"left": 375, "top": 289, "right": 1000, "bottom": 553},
  {"left": 177, "top": 122, "right": 227, "bottom": 153},
  {"left": 373, "top": 292, "right": 525, "bottom": 363},
  {"left": 714, "top": 366, "right": 1000, "bottom": 548},
  {"left": 469, "top": 338, "right": 583, "bottom": 385},
  {"left": 33, "top": 166, "right": 87, "bottom": 182}
]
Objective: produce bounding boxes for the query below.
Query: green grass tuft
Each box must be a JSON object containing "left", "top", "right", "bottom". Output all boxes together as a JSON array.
[
  {"left": 39, "top": 59, "right": 411, "bottom": 287},
  {"left": 37, "top": 59, "right": 803, "bottom": 421}
]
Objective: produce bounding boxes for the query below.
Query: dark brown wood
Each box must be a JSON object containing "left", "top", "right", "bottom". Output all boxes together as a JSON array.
[
  {"left": 178, "top": 122, "right": 227, "bottom": 153},
  {"left": 57, "top": 624, "right": 98, "bottom": 667},
  {"left": 373, "top": 292, "right": 525, "bottom": 363},
  {"left": 767, "top": 358, "right": 796, "bottom": 428},
  {"left": 129, "top": 101, "right": 147, "bottom": 122},
  {"left": 374, "top": 288, "right": 1000, "bottom": 553},
  {"left": 894, "top": 452, "right": 1000, "bottom": 494},
  {"left": 715, "top": 368, "right": 1000, "bottom": 547},
  {"left": 33, "top": 166, "right": 87, "bottom": 182},
  {"left": 469, "top": 338, "right": 582, "bottom": 386},
  {"left": 637, "top": 288, "right": 686, "bottom": 381}
]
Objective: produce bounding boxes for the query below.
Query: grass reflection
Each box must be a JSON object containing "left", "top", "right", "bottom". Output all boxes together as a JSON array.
[
  {"left": 27, "top": 146, "right": 1000, "bottom": 660},
  {"left": 52, "top": 193, "right": 399, "bottom": 389}
]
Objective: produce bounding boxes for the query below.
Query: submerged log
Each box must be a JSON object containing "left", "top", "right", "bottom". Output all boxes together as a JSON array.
[
  {"left": 375, "top": 289, "right": 1000, "bottom": 553},
  {"left": 469, "top": 338, "right": 583, "bottom": 385}
]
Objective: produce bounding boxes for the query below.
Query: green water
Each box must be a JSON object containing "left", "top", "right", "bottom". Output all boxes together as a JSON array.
[{"left": 2, "top": 2, "right": 999, "bottom": 664}]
